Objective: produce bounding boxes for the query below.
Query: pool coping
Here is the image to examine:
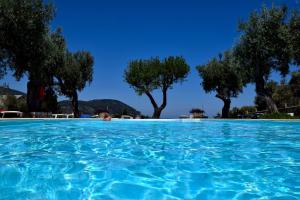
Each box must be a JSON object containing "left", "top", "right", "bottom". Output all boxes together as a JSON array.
[{"left": 1, "top": 118, "right": 300, "bottom": 122}]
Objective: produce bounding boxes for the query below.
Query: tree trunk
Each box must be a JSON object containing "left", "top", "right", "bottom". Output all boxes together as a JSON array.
[
  {"left": 222, "top": 99, "right": 231, "bottom": 118},
  {"left": 72, "top": 91, "right": 79, "bottom": 118},
  {"left": 146, "top": 88, "right": 168, "bottom": 119},
  {"left": 27, "top": 80, "right": 41, "bottom": 112},
  {"left": 216, "top": 94, "right": 231, "bottom": 118},
  {"left": 264, "top": 95, "right": 278, "bottom": 113},
  {"left": 152, "top": 108, "right": 162, "bottom": 119},
  {"left": 255, "top": 77, "right": 278, "bottom": 113}
]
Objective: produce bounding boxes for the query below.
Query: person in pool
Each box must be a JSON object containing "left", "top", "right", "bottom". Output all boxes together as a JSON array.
[
  {"left": 102, "top": 113, "right": 111, "bottom": 121},
  {"left": 98, "top": 111, "right": 111, "bottom": 121}
]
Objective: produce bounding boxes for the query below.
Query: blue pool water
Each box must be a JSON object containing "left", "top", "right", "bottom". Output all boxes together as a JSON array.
[{"left": 0, "top": 119, "right": 300, "bottom": 200}]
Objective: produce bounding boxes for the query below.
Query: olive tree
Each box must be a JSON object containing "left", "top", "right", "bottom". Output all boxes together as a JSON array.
[
  {"left": 0, "top": 0, "right": 54, "bottom": 78},
  {"left": 124, "top": 56, "right": 190, "bottom": 118},
  {"left": 57, "top": 51, "right": 94, "bottom": 118},
  {"left": 197, "top": 52, "right": 245, "bottom": 118},
  {"left": 289, "top": 71, "right": 300, "bottom": 97},
  {"left": 0, "top": 0, "right": 63, "bottom": 111},
  {"left": 289, "top": 10, "right": 300, "bottom": 65},
  {"left": 233, "top": 5, "right": 292, "bottom": 113},
  {"left": 26, "top": 29, "right": 67, "bottom": 112},
  {"left": 289, "top": 11, "right": 300, "bottom": 98}
]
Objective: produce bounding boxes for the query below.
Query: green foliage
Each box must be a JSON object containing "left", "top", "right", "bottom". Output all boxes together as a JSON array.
[
  {"left": 289, "top": 71, "right": 300, "bottom": 97},
  {"left": 57, "top": 51, "right": 94, "bottom": 98},
  {"left": 254, "top": 96, "right": 268, "bottom": 111},
  {"left": 255, "top": 81, "right": 300, "bottom": 111},
  {"left": 0, "top": 49, "right": 6, "bottom": 79},
  {"left": 197, "top": 51, "right": 245, "bottom": 99},
  {"left": 0, "top": 0, "right": 55, "bottom": 80},
  {"left": 56, "top": 51, "right": 94, "bottom": 117},
  {"left": 272, "top": 82, "right": 299, "bottom": 108},
  {"left": 239, "top": 106, "right": 257, "bottom": 115},
  {"left": 289, "top": 11, "right": 300, "bottom": 65},
  {"left": 0, "top": 0, "right": 68, "bottom": 112},
  {"left": 2, "top": 95, "right": 18, "bottom": 110},
  {"left": 124, "top": 56, "right": 190, "bottom": 118},
  {"left": 197, "top": 51, "right": 245, "bottom": 118},
  {"left": 233, "top": 5, "right": 292, "bottom": 112},
  {"left": 16, "top": 97, "right": 27, "bottom": 112},
  {"left": 259, "top": 112, "right": 298, "bottom": 119},
  {"left": 229, "top": 106, "right": 257, "bottom": 118},
  {"left": 124, "top": 57, "right": 160, "bottom": 95},
  {"left": 234, "top": 5, "right": 291, "bottom": 79},
  {"left": 124, "top": 56, "right": 189, "bottom": 95},
  {"left": 1, "top": 95, "right": 27, "bottom": 112},
  {"left": 40, "top": 29, "right": 67, "bottom": 85}
]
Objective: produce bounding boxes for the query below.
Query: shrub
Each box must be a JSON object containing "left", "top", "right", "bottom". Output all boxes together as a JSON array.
[{"left": 259, "top": 113, "right": 298, "bottom": 119}]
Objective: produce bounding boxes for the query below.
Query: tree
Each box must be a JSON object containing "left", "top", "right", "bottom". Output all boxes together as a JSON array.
[
  {"left": 124, "top": 56, "right": 190, "bottom": 118},
  {"left": 26, "top": 29, "right": 67, "bottom": 112},
  {"left": 0, "top": 49, "right": 7, "bottom": 79},
  {"left": 289, "top": 71, "right": 300, "bottom": 97},
  {"left": 0, "top": 0, "right": 54, "bottom": 78},
  {"left": 271, "top": 82, "right": 299, "bottom": 108},
  {"left": 289, "top": 10, "right": 300, "bottom": 65},
  {"left": 197, "top": 52, "right": 245, "bottom": 118},
  {"left": 229, "top": 106, "right": 256, "bottom": 118},
  {"left": 57, "top": 51, "right": 94, "bottom": 118},
  {"left": 2, "top": 95, "right": 18, "bottom": 110},
  {"left": 255, "top": 80, "right": 300, "bottom": 110},
  {"left": 0, "top": 0, "right": 66, "bottom": 112},
  {"left": 234, "top": 5, "right": 292, "bottom": 113}
]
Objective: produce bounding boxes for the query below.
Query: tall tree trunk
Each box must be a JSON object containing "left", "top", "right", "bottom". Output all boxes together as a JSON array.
[
  {"left": 222, "top": 99, "right": 231, "bottom": 118},
  {"left": 44, "top": 87, "right": 58, "bottom": 113},
  {"left": 255, "top": 77, "right": 278, "bottom": 113},
  {"left": 216, "top": 94, "right": 231, "bottom": 118},
  {"left": 146, "top": 88, "right": 168, "bottom": 119},
  {"left": 72, "top": 91, "right": 79, "bottom": 118},
  {"left": 153, "top": 108, "right": 162, "bottom": 119},
  {"left": 27, "top": 79, "right": 41, "bottom": 112},
  {"left": 263, "top": 95, "right": 278, "bottom": 113}
]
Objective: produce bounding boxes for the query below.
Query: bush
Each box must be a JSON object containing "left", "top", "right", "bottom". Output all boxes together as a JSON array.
[
  {"left": 259, "top": 113, "right": 299, "bottom": 119},
  {"left": 3, "top": 95, "right": 18, "bottom": 110},
  {"left": 229, "top": 106, "right": 257, "bottom": 118}
]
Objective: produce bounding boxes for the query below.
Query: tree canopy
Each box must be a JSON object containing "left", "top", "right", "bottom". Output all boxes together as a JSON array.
[
  {"left": 0, "top": 0, "right": 67, "bottom": 112},
  {"left": 0, "top": 0, "right": 94, "bottom": 114},
  {"left": 255, "top": 80, "right": 300, "bottom": 111},
  {"left": 289, "top": 11, "right": 300, "bottom": 65},
  {"left": 0, "top": 0, "right": 54, "bottom": 80},
  {"left": 233, "top": 5, "right": 292, "bottom": 113},
  {"left": 57, "top": 51, "right": 94, "bottom": 117},
  {"left": 289, "top": 71, "right": 300, "bottom": 97},
  {"left": 197, "top": 52, "right": 245, "bottom": 118},
  {"left": 124, "top": 56, "right": 190, "bottom": 118}
]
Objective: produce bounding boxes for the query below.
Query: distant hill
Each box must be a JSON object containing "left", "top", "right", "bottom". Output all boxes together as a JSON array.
[
  {"left": 0, "top": 87, "right": 140, "bottom": 116},
  {"left": 58, "top": 99, "right": 141, "bottom": 116},
  {"left": 0, "top": 86, "right": 26, "bottom": 96}
]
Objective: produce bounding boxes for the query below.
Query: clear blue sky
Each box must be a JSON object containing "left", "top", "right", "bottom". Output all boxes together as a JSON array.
[{"left": 1, "top": 0, "right": 299, "bottom": 117}]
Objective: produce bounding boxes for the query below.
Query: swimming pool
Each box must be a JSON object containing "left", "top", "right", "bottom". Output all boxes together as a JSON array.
[{"left": 0, "top": 119, "right": 299, "bottom": 199}]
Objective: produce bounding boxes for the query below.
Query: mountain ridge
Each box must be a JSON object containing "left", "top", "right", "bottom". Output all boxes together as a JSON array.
[
  {"left": 0, "top": 86, "right": 26, "bottom": 96},
  {"left": 58, "top": 99, "right": 141, "bottom": 116},
  {"left": 0, "top": 87, "right": 140, "bottom": 116}
]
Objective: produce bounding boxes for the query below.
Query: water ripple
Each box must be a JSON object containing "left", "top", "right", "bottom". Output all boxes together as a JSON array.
[{"left": 0, "top": 119, "right": 300, "bottom": 199}]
